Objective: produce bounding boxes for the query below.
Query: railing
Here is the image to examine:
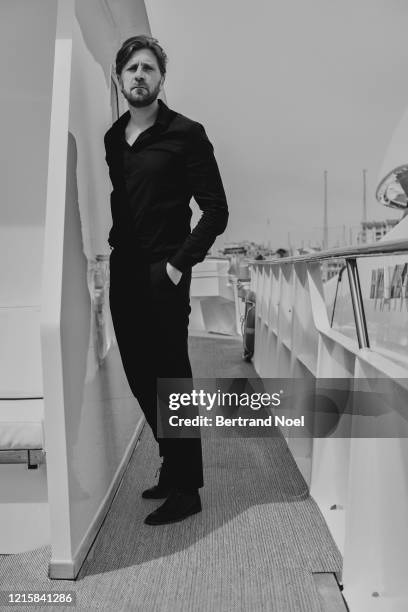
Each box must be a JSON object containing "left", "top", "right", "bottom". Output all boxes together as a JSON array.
[
  {"left": 251, "top": 238, "right": 408, "bottom": 371},
  {"left": 249, "top": 238, "right": 408, "bottom": 611},
  {"left": 252, "top": 238, "right": 408, "bottom": 262}
]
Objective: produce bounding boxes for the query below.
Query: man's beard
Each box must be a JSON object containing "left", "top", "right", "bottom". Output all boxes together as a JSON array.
[{"left": 122, "top": 82, "right": 161, "bottom": 108}]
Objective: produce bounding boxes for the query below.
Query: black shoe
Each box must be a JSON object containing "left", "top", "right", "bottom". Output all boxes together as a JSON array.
[
  {"left": 144, "top": 490, "right": 202, "bottom": 525},
  {"left": 142, "top": 484, "right": 173, "bottom": 499}
]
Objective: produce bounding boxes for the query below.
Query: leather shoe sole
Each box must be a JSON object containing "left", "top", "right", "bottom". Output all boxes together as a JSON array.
[
  {"left": 142, "top": 485, "right": 173, "bottom": 499},
  {"left": 144, "top": 499, "right": 202, "bottom": 525}
]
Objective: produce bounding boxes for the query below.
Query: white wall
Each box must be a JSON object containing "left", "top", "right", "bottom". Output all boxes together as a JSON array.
[
  {"left": 0, "top": 0, "right": 56, "bottom": 228},
  {"left": 0, "top": 0, "right": 57, "bottom": 556},
  {"left": 0, "top": 0, "right": 56, "bottom": 311},
  {"left": 0, "top": 0, "right": 57, "bottom": 392},
  {"left": 41, "top": 0, "right": 152, "bottom": 578}
]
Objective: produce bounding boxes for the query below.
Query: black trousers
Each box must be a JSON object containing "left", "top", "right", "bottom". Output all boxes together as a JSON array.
[{"left": 109, "top": 247, "right": 203, "bottom": 490}]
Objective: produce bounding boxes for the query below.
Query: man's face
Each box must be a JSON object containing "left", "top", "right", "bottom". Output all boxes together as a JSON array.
[{"left": 118, "top": 48, "right": 164, "bottom": 108}]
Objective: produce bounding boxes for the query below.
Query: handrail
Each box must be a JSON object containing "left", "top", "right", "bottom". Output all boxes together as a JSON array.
[
  {"left": 248, "top": 237, "right": 408, "bottom": 265},
  {"left": 249, "top": 238, "right": 408, "bottom": 351}
]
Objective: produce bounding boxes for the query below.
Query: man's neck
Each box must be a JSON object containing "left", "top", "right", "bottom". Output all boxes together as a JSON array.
[{"left": 128, "top": 100, "right": 160, "bottom": 129}]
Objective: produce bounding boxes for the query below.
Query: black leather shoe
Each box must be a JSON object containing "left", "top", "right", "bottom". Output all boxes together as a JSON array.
[
  {"left": 144, "top": 490, "right": 202, "bottom": 525},
  {"left": 142, "top": 484, "right": 173, "bottom": 499}
]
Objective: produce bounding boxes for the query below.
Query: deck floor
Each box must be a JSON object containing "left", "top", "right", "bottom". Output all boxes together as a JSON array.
[{"left": 0, "top": 334, "right": 342, "bottom": 611}]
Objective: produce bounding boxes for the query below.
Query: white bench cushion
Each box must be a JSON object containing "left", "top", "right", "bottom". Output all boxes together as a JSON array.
[{"left": 0, "top": 399, "right": 44, "bottom": 449}]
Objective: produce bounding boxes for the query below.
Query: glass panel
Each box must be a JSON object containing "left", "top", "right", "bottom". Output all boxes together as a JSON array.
[{"left": 357, "top": 254, "right": 408, "bottom": 361}]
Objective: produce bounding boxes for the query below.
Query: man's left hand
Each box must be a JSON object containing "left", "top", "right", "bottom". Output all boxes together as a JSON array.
[{"left": 166, "top": 262, "right": 183, "bottom": 285}]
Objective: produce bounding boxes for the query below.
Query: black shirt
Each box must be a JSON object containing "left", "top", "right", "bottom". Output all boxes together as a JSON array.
[{"left": 104, "top": 99, "right": 228, "bottom": 272}]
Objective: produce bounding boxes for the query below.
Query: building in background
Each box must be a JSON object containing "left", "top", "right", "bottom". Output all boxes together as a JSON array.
[{"left": 358, "top": 218, "right": 399, "bottom": 243}]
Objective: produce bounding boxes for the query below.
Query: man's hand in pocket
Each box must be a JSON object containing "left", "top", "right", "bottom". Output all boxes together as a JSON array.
[{"left": 166, "top": 262, "right": 182, "bottom": 285}]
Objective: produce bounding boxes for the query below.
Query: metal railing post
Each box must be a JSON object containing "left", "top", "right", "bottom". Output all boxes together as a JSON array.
[{"left": 346, "top": 258, "right": 370, "bottom": 349}]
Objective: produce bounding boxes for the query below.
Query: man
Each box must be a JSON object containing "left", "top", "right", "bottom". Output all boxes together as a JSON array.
[{"left": 105, "top": 36, "right": 228, "bottom": 526}]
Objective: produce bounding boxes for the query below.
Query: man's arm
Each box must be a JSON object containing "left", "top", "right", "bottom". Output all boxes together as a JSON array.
[{"left": 168, "top": 123, "right": 229, "bottom": 273}]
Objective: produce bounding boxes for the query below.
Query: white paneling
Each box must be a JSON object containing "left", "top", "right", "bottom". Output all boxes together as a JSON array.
[
  {"left": 41, "top": 0, "right": 150, "bottom": 578},
  {"left": 252, "top": 259, "right": 408, "bottom": 606}
]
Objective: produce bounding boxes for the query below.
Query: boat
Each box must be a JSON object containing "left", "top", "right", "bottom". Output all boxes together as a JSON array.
[{"left": 1, "top": 2, "right": 408, "bottom": 610}]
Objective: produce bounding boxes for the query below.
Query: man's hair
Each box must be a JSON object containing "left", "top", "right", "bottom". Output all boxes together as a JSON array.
[{"left": 115, "top": 35, "right": 168, "bottom": 77}]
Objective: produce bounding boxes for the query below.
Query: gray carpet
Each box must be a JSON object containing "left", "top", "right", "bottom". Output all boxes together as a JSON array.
[
  {"left": 189, "top": 333, "right": 256, "bottom": 378},
  {"left": 0, "top": 335, "right": 342, "bottom": 611}
]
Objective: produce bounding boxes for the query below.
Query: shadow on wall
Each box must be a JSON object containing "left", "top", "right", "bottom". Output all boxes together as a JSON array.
[{"left": 61, "top": 132, "right": 92, "bottom": 500}]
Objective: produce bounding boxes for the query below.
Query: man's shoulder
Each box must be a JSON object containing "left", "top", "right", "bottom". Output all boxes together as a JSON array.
[{"left": 170, "top": 109, "right": 208, "bottom": 140}]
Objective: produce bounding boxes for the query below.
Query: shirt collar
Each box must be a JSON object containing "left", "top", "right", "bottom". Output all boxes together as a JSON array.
[
  {"left": 155, "top": 98, "right": 174, "bottom": 129},
  {"left": 116, "top": 97, "right": 173, "bottom": 135}
]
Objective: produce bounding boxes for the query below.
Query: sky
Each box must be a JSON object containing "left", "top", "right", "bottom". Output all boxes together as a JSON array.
[{"left": 145, "top": 0, "right": 408, "bottom": 249}]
